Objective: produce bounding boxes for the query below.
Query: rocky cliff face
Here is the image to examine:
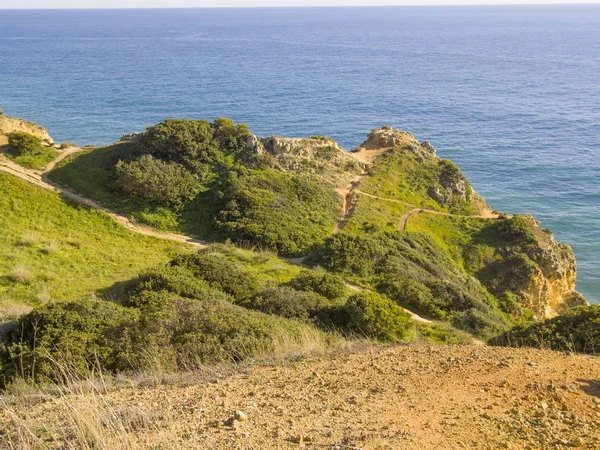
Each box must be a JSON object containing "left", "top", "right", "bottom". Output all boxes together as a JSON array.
[
  {"left": 518, "top": 215, "right": 588, "bottom": 318},
  {"left": 0, "top": 114, "right": 54, "bottom": 145},
  {"left": 354, "top": 127, "right": 587, "bottom": 319}
]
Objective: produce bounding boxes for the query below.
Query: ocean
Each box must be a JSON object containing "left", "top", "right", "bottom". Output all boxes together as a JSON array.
[{"left": 0, "top": 5, "right": 598, "bottom": 303}]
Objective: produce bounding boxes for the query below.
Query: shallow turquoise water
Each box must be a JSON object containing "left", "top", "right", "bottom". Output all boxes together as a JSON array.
[{"left": 0, "top": 6, "right": 598, "bottom": 302}]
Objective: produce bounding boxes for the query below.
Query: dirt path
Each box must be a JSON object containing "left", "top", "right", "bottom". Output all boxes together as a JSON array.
[
  {"left": 0, "top": 153, "right": 209, "bottom": 249},
  {"left": 354, "top": 190, "right": 500, "bottom": 231},
  {"left": 4, "top": 344, "right": 598, "bottom": 449}
]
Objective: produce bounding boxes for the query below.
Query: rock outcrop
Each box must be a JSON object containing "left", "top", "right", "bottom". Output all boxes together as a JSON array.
[
  {"left": 518, "top": 215, "right": 588, "bottom": 318},
  {"left": 0, "top": 114, "right": 54, "bottom": 146},
  {"left": 246, "top": 134, "right": 364, "bottom": 186}
]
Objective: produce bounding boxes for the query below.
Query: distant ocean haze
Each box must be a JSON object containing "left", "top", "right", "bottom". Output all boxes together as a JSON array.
[{"left": 0, "top": 5, "right": 598, "bottom": 302}]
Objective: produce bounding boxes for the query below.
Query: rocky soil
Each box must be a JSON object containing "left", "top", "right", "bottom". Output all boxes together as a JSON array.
[{"left": 2, "top": 344, "right": 598, "bottom": 449}]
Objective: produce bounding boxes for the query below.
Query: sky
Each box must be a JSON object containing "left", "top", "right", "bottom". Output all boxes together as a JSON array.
[{"left": 1, "top": 0, "right": 599, "bottom": 9}]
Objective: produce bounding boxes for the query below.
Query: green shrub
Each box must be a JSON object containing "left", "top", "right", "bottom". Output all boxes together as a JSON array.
[
  {"left": 216, "top": 170, "right": 340, "bottom": 256},
  {"left": 213, "top": 117, "right": 252, "bottom": 155},
  {"left": 0, "top": 298, "right": 137, "bottom": 383},
  {"left": 344, "top": 291, "right": 413, "bottom": 342},
  {"left": 8, "top": 132, "right": 42, "bottom": 156},
  {"left": 123, "top": 264, "right": 232, "bottom": 306},
  {"left": 242, "top": 285, "right": 329, "bottom": 322},
  {"left": 113, "top": 295, "right": 326, "bottom": 371},
  {"left": 489, "top": 305, "right": 599, "bottom": 353},
  {"left": 170, "top": 252, "right": 261, "bottom": 301},
  {"left": 114, "top": 155, "right": 201, "bottom": 208},
  {"left": 287, "top": 269, "right": 346, "bottom": 300},
  {"left": 139, "top": 119, "right": 218, "bottom": 175},
  {"left": 497, "top": 215, "right": 537, "bottom": 247}
]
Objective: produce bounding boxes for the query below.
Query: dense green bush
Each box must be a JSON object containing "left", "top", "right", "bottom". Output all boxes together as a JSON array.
[
  {"left": 287, "top": 269, "right": 346, "bottom": 300},
  {"left": 0, "top": 292, "right": 328, "bottom": 383},
  {"left": 0, "top": 298, "right": 136, "bottom": 383},
  {"left": 139, "top": 119, "right": 218, "bottom": 174},
  {"left": 216, "top": 170, "right": 340, "bottom": 256},
  {"left": 344, "top": 291, "right": 413, "bottom": 342},
  {"left": 114, "top": 155, "right": 201, "bottom": 208},
  {"left": 213, "top": 117, "right": 252, "bottom": 155},
  {"left": 310, "top": 231, "right": 507, "bottom": 336},
  {"left": 489, "top": 305, "right": 599, "bottom": 353},
  {"left": 113, "top": 295, "right": 293, "bottom": 370},
  {"left": 8, "top": 132, "right": 42, "bottom": 156},
  {"left": 123, "top": 264, "right": 232, "bottom": 306},
  {"left": 170, "top": 252, "right": 261, "bottom": 302},
  {"left": 242, "top": 285, "right": 330, "bottom": 322}
]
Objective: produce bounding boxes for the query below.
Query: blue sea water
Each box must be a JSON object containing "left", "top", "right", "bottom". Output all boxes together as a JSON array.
[{"left": 0, "top": 6, "right": 598, "bottom": 303}]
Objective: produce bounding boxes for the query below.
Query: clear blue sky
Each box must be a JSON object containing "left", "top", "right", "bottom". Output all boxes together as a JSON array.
[{"left": 1, "top": 0, "right": 598, "bottom": 9}]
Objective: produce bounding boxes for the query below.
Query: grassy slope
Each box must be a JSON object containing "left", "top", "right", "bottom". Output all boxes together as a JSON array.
[{"left": 0, "top": 172, "right": 184, "bottom": 306}]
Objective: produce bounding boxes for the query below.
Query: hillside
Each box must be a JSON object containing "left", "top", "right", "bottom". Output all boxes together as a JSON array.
[
  {"left": 0, "top": 114, "right": 597, "bottom": 449},
  {"left": 2, "top": 344, "right": 598, "bottom": 449}
]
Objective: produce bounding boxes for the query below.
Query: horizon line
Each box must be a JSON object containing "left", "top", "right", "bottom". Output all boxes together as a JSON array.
[{"left": 2, "top": 2, "right": 600, "bottom": 10}]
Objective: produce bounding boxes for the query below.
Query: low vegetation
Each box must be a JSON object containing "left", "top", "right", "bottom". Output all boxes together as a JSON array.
[
  {"left": 50, "top": 118, "right": 340, "bottom": 255},
  {"left": 489, "top": 305, "right": 599, "bottom": 354},
  {"left": 0, "top": 172, "right": 181, "bottom": 306},
  {"left": 0, "top": 246, "right": 420, "bottom": 385},
  {"left": 4, "top": 131, "right": 57, "bottom": 170}
]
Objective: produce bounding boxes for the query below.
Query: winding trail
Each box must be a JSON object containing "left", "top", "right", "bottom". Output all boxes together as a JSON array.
[
  {"left": 0, "top": 151, "right": 480, "bottom": 333},
  {"left": 0, "top": 151, "right": 210, "bottom": 248},
  {"left": 355, "top": 189, "right": 500, "bottom": 228}
]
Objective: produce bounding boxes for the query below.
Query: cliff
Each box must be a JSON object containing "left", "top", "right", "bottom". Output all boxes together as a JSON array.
[{"left": 0, "top": 114, "right": 54, "bottom": 146}]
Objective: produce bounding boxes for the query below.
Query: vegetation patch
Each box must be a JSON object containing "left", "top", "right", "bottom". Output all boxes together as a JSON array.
[
  {"left": 0, "top": 172, "right": 181, "bottom": 305},
  {"left": 489, "top": 305, "right": 599, "bottom": 354},
  {"left": 3, "top": 131, "right": 58, "bottom": 170}
]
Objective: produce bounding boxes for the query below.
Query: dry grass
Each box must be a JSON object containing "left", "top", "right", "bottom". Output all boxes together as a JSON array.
[
  {"left": 9, "top": 265, "right": 32, "bottom": 284},
  {"left": 17, "top": 232, "right": 39, "bottom": 247},
  {"left": 0, "top": 338, "right": 354, "bottom": 450}
]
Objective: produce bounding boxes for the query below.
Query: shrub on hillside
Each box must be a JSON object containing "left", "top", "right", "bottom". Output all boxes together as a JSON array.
[
  {"left": 8, "top": 132, "right": 42, "bottom": 156},
  {"left": 213, "top": 117, "right": 252, "bottom": 155},
  {"left": 242, "top": 285, "right": 330, "bottom": 322},
  {"left": 170, "top": 252, "right": 261, "bottom": 302},
  {"left": 344, "top": 291, "right": 413, "bottom": 342},
  {"left": 489, "top": 305, "right": 599, "bottom": 353},
  {"left": 0, "top": 298, "right": 136, "bottom": 383},
  {"left": 139, "top": 119, "right": 218, "bottom": 174},
  {"left": 123, "top": 264, "right": 232, "bottom": 306},
  {"left": 216, "top": 170, "right": 340, "bottom": 256},
  {"left": 114, "top": 155, "right": 201, "bottom": 208},
  {"left": 287, "top": 269, "right": 346, "bottom": 301}
]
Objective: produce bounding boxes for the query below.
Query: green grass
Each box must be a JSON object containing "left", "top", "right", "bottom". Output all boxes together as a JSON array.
[
  {"left": 0, "top": 172, "right": 186, "bottom": 306},
  {"left": 343, "top": 194, "right": 414, "bottom": 235},
  {"left": 2, "top": 145, "right": 58, "bottom": 170},
  {"left": 405, "top": 213, "right": 496, "bottom": 272},
  {"left": 208, "top": 244, "right": 304, "bottom": 285},
  {"left": 360, "top": 147, "right": 479, "bottom": 215}
]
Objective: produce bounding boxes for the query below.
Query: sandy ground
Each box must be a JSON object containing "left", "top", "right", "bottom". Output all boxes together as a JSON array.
[{"left": 2, "top": 344, "right": 598, "bottom": 449}]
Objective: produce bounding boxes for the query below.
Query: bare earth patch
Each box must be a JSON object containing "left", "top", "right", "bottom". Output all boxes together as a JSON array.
[{"left": 2, "top": 344, "right": 598, "bottom": 449}]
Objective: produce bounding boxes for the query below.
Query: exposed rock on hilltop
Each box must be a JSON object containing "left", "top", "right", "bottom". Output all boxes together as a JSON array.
[
  {"left": 247, "top": 134, "right": 364, "bottom": 186},
  {"left": 0, "top": 114, "right": 54, "bottom": 146}
]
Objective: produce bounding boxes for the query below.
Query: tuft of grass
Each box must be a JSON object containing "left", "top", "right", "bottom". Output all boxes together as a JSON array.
[
  {"left": 10, "top": 265, "right": 32, "bottom": 284},
  {"left": 41, "top": 240, "right": 59, "bottom": 255},
  {"left": 17, "top": 232, "right": 40, "bottom": 247}
]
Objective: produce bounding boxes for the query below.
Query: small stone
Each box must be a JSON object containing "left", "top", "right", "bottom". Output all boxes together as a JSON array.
[{"left": 234, "top": 410, "right": 248, "bottom": 421}]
